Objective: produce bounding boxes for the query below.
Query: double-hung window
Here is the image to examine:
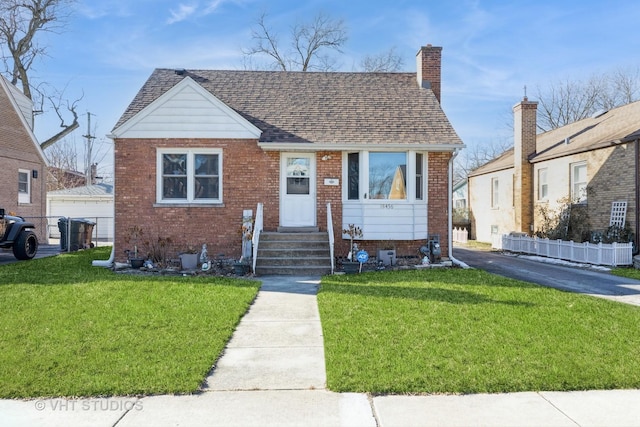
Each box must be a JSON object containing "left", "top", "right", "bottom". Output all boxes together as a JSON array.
[
  {"left": 491, "top": 177, "right": 499, "bottom": 208},
  {"left": 571, "top": 162, "right": 587, "bottom": 203},
  {"left": 157, "top": 149, "right": 222, "bottom": 204},
  {"left": 538, "top": 168, "right": 548, "bottom": 201},
  {"left": 18, "top": 170, "right": 30, "bottom": 204}
]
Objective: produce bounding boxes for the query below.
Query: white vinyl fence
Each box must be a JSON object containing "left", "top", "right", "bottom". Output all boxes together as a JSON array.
[
  {"left": 452, "top": 227, "right": 468, "bottom": 243},
  {"left": 494, "top": 234, "right": 633, "bottom": 267}
]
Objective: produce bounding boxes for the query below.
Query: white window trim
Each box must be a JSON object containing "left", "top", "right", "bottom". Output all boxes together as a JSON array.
[
  {"left": 538, "top": 168, "right": 548, "bottom": 202},
  {"left": 342, "top": 150, "right": 425, "bottom": 203},
  {"left": 18, "top": 169, "right": 30, "bottom": 204},
  {"left": 156, "top": 148, "right": 223, "bottom": 205},
  {"left": 491, "top": 177, "right": 499, "bottom": 209},
  {"left": 570, "top": 161, "right": 587, "bottom": 204}
]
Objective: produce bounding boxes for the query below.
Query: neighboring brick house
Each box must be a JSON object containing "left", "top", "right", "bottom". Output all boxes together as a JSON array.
[
  {"left": 468, "top": 98, "right": 640, "bottom": 245},
  {"left": 109, "top": 44, "right": 464, "bottom": 268},
  {"left": 0, "top": 75, "right": 48, "bottom": 237}
]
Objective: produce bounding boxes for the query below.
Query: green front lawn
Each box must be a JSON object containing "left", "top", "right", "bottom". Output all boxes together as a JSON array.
[
  {"left": 0, "top": 247, "right": 260, "bottom": 398},
  {"left": 612, "top": 267, "right": 640, "bottom": 280},
  {"left": 318, "top": 269, "right": 640, "bottom": 394}
]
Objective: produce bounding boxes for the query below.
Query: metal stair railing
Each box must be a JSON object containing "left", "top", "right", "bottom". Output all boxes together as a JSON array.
[{"left": 252, "top": 203, "right": 263, "bottom": 274}]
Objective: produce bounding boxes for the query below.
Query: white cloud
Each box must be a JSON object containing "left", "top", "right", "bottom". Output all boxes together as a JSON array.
[
  {"left": 167, "top": 3, "right": 198, "bottom": 24},
  {"left": 203, "top": 0, "right": 225, "bottom": 14}
]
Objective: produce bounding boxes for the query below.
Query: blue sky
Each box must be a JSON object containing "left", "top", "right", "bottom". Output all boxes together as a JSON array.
[{"left": 28, "top": 0, "right": 640, "bottom": 179}]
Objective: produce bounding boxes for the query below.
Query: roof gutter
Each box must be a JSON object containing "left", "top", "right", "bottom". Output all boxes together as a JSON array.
[{"left": 257, "top": 142, "right": 465, "bottom": 152}]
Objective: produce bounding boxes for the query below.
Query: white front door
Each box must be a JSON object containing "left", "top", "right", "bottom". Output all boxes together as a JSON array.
[{"left": 280, "top": 153, "right": 316, "bottom": 227}]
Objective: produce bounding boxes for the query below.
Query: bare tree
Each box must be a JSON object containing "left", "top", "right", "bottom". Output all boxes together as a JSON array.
[
  {"left": 536, "top": 68, "right": 640, "bottom": 132},
  {"left": 244, "top": 11, "right": 347, "bottom": 72},
  {"left": 605, "top": 66, "right": 640, "bottom": 108},
  {"left": 45, "top": 139, "right": 83, "bottom": 191},
  {"left": 39, "top": 84, "right": 82, "bottom": 149},
  {"left": 0, "top": 0, "right": 72, "bottom": 99},
  {"left": 360, "top": 47, "right": 403, "bottom": 72},
  {"left": 0, "top": 0, "right": 78, "bottom": 148},
  {"left": 454, "top": 138, "right": 512, "bottom": 182},
  {"left": 535, "top": 76, "right": 603, "bottom": 132}
]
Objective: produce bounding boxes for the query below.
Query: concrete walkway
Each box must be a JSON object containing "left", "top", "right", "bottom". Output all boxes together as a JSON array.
[
  {"left": 3, "top": 276, "right": 640, "bottom": 426},
  {"left": 203, "top": 276, "right": 327, "bottom": 391}
]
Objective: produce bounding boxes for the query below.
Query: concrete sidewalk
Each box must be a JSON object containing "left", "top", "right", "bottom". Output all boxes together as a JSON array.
[
  {"left": 203, "top": 276, "right": 327, "bottom": 392},
  {"left": 3, "top": 276, "right": 640, "bottom": 426}
]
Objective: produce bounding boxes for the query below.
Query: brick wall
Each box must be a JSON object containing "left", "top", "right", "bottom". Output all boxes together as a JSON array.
[
  {"left": 114, "top": 138, "right": 279, "bottom": 262},
  {"left": 316, "top": 151, "right": 342, "bottom": 226},
  {"left": 115, "top": 141, "right": 456, "bottom": 262},
  {"left": 428, "top": 151, "right": 452, "bottom": 256},
  {"left": 416, "top": 45, "right": 442, "bottom": 102},
  {"left": 533, "top": 144, "right": 636, "bottom": 239},
  {"left": 585, "top": 145, "right": 636, "bottom": 233},
  {"left": 0, "top": 83, "right": 46, "bottom": 235},
  {"left": 513, "top": 99, "right": 538, "bottom": 234}
]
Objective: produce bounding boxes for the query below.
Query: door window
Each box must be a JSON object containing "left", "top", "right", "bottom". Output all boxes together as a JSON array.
[{"left": 286, "top": 157, "right": 310, "bottom": 195}]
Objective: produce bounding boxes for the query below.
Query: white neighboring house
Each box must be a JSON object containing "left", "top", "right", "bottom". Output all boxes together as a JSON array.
[{"left": 46, "top": 183, "right": 114, "bottom": 241}]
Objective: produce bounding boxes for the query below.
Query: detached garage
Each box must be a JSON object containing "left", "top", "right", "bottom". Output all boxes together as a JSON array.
[{"left": 46, "top": 183, "right": 114, "bottom": 242}]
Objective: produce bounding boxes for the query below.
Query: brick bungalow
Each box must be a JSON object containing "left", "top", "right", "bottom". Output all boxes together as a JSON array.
[
  {"left": 0, "top": 75, "right": 48, "bottom": 237},
  {"left": 469, "top": 98, "right": 640, "bottom": 245},
  {"left": 109, "top": 44, "right": 464, "bottom": 272}
]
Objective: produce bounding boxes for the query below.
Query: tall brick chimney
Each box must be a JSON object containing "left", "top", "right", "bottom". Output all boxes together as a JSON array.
[
  {"left": 416, "top": 44, "right": 442, "bottom": 103},
  {"left": 513, "top": 97, "right": 538, "bottom": 234}
]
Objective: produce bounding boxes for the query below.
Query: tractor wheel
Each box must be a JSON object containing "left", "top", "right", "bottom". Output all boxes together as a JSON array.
[{"left": 13, "top": 230, "right": 38, "bottom": 260}]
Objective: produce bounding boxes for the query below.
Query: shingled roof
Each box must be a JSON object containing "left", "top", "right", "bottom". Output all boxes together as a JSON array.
[
  {"left": 468, "top": 148, "right": 515, "bottom": 177},
  {"left": 532, "top": 100, "right": 640, "bottom": 162},
  {"left": 469, "top": 100, "right": 640, "bottom": 176},
  {"left": 113, "top": 69, "right": 463, "bottom": 147}
]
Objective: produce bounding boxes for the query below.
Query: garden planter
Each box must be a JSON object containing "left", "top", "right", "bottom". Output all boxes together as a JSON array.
[
  {"left": 342, "top": 261, "right": 361, "bottom": 274},
  {"left": 129, "top": 258, "right": 145, "bottom": 269},
  {"left": 233, "top": 262, "right": 250, "bottom": 276},
  {"left": 180, "top": 253, "right": 198, "bottom": 270}
]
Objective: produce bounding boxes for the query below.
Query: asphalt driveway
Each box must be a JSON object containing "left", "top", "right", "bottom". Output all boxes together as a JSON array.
[
  {"left": 453, "top": 246, "right": 640, "bottom": 306},
  {"left": 0, "top": 244, "right": 62, "bottom": 267}
]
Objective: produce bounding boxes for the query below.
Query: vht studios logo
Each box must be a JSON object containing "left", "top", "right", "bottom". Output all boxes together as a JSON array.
[{"left": 34, "top": 399, "right": 143, "bottom": 412}]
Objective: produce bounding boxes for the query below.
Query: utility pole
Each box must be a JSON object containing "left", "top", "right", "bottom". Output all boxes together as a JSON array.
[{"left": 83, "top": 112, "right": 96, "bottom": 186}]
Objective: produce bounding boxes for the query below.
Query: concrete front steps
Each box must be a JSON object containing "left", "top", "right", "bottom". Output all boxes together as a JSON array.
[{"left": 255, "top": 228, "right": 332, "bottom": 276}]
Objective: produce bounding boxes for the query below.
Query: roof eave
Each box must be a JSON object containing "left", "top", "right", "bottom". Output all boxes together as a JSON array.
[
  {"left": 258, "top": 142, "right": 465, "bottom": 152},
  {"left": 530, "top": 138, "right": 635, "bottom": 163},
  {"left": 468, "top": 164, "right": 514, "bottom": 177}
]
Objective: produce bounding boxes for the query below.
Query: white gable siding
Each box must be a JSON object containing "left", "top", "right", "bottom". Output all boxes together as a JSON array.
[
  {"left": 2, "top": 76, "right": 33, "bottom": 129},
  {"left": 112, "top": 77, "right": 261, "bottom": 139}
]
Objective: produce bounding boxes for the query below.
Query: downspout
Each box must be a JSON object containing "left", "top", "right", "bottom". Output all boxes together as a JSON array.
[
  {"left": 92, "top": 245, "right": 115, "bottom": 268},
  {"left": 92, "top": 135, "right": 115, "bottom": 268},
  {"left": 448, "top": 148, "right": 470, "bottom": 268},
  {"left": 633, "top": 139, "right": 640, "bottom": 255}
]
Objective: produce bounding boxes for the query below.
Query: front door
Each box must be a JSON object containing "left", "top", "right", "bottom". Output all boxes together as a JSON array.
[{"left": 280, "top": 153, "right": 316, "bottom": 227}]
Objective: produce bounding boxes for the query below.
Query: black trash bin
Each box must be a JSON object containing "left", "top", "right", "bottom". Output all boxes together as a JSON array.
[
  {"left": 58, "top": 218, "right": 94, "bottom": 251},
  {"left": 58, "top": 217, "right": 69, "bottom": 251}
]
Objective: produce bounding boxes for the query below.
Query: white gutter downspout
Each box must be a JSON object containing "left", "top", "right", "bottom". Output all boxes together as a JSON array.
[
  {"left": 92, "top": 245, "right": 115, "bottom": 268},
  {"left": 92, "top": 135, "right": 116, "bottom": 269},
  {"left": 448, "top": 148, "right": 470, "bottom": 269}
]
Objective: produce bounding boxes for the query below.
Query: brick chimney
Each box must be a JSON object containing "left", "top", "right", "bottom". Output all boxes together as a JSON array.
[
  {"left": 416, "top": 44, "right": 442, "bottom": 103},
  {"left": 513, "top": 97, "right": 538, "bottom": 234}
]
